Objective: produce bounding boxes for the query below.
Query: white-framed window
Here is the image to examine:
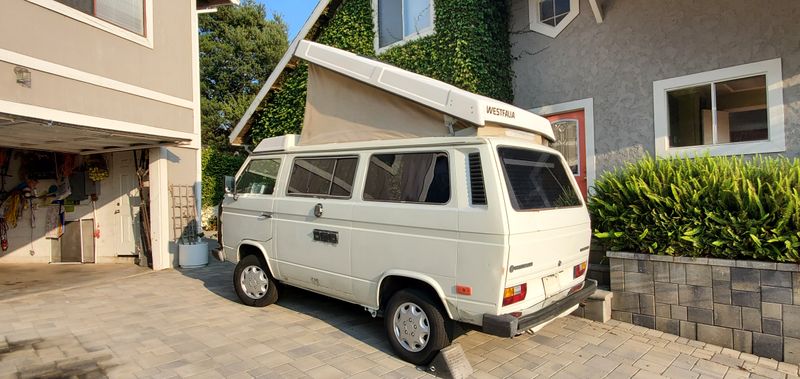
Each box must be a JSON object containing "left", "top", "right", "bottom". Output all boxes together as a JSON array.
[
  {"left": 373, "top": 0, "right": 435, "bottom": 53},
  {"left": 653, "top": 58, "right": 785, "bottom": 157},
  {"left": 528, "top": 0, "right": 579, "bottom": 38},
  {"left": 26, "top": 0, "right": 154, "bottom": 48}
]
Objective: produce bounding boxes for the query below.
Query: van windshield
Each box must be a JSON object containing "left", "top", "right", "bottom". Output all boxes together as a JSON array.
[{"left": 498, "top": 147, "right": 582, "bottom": 210}]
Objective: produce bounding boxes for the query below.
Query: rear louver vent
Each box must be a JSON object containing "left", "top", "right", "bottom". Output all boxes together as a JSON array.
[{"left": 468, "top": 153, "right": 487, "bottom": 205}]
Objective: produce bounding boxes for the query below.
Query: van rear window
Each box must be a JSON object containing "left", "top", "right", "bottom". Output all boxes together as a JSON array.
[{"left": 498, "top": 147, "right": 581, "bottom": 210}]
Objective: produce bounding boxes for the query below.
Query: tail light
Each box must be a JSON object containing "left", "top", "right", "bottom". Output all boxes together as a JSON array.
[
  {"left": 502, "top": 283, "right": 527, "bottom": 306},
  {"left": 574, "top": 261, "right": 588, "bottom": 278}
]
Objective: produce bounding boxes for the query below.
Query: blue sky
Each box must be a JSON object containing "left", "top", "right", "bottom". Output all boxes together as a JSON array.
[{"left": 254, "top": 0, "right": 319, "bottom": 39}]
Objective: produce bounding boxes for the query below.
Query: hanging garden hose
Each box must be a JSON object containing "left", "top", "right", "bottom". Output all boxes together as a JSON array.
[
  {"left": 0, "top": 218, "right": 7, "bottom": 252},
  {"left": 2, "top": 192, "right": 21, "bottom": 228}
]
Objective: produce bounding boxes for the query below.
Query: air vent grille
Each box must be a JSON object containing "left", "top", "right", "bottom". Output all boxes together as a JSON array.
[{"left": 468, "top": 153, "right": 486, "bottom": 205}]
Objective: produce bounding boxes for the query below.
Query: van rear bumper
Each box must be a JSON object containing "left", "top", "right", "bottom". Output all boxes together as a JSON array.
[{"left": 482, "top": 279, "right": 597, "bottom": 338}]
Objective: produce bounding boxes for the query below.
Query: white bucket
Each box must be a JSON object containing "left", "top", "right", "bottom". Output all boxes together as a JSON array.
[{"left": 179, "top": 242, "right": 209, "bottom": 268}]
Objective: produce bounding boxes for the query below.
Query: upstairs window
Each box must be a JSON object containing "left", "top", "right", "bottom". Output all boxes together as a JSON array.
[
  {"left": 528, "top": 0, "right": 578, "bottom": 38},
  {"left": 375, "top": 0, "right": 434, "bottom": 52},
  {"left": 56, "top": 0, "right": 145, "bottom": 35},
  {"left": 653, "top": 59, "right": 785, "bottom": 157}
]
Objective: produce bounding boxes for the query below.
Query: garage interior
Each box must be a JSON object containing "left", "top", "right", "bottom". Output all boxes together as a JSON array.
[{"left": 0, "top": 113, "right": 189, "bottom": 267}]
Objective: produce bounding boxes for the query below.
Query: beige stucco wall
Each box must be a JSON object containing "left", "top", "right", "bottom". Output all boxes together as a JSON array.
[
  {"left": 0, "top": 61, "right": 193, "bottom": 133},
  {"left": 509, "top": 0, "right": 800, "bottom": 174},
  {"left": 1, "top": 0, "right": 194, "bottom": 100},
  {"left": 0, "top": 0, "right": 196, "bottom": 134}
]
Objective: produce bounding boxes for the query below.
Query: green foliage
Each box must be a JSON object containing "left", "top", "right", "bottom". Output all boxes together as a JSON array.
[
  {"left": 201, "top": 148, "right": 246, "bottom": 207},
  {"left": 248, "top": 0, "right": 512, "bottom": 144},
  {"left": 589, "top": 155, "right": 800, "bottom": 262},
  {"left": 199, "top": 0, "right": 288, "bottom": 150}
]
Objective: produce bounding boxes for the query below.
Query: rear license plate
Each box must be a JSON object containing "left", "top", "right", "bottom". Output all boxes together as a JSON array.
[{"left": 542, "top": 274, "right": 560, "bottom": 298}]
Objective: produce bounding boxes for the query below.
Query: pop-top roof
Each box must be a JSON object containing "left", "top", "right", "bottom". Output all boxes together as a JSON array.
[{"left": 294, "top": 41, "right": 555, "bottom": 142}]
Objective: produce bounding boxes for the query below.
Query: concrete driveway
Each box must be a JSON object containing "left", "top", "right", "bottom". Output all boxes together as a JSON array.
[
  {"left": 0, "top": 260, "right": 798, "bottom": 379},
  {"left": 0, "top": 263, "right": 148, "bottom": 302}
]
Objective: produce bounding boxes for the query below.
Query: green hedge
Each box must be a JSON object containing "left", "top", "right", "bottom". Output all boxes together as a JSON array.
[
  {"left": 201, "top": 148, "right": 246, "bottom": 207},
  {"left": 249, "top": 0, "right": 512, "bottom": 145},
  {"left": 589, "top": 155, "right": 800, "bottom": 262}
]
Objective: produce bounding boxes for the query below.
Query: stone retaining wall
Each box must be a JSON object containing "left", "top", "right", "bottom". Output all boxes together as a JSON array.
[{"left": 607, "top": 251, "right": 800, "bottom": 364}]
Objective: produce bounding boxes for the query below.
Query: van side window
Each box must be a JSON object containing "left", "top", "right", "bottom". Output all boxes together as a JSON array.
[
  {"left": 236, "top": 158, "right": 281, "bottom": 195},
  {"left": 288, "top": 157, "right": 358, "bottom": 198},
  {"left": 364, "top": 152, "right": 450, "bottom": 204}
]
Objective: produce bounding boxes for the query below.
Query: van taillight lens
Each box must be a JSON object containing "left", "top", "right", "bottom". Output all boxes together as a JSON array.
[
  {"left": 502, "top": 283, "right": 527, "bottom": 306},
  {"left": 574, "top": 261, "right": 588, "bottom": 278}
]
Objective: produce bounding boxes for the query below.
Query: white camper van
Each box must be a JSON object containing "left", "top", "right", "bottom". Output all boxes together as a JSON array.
[{"left": 220, "top": 41, "right": 596, "bottom": 365}]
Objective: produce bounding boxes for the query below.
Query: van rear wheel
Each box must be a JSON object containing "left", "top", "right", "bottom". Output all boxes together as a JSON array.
[
  {"left": 384, "top": 289, "right": 450, "bottom": 365},
  {"left": 233, "top": 255, "right": 278, "bottom": 307}
]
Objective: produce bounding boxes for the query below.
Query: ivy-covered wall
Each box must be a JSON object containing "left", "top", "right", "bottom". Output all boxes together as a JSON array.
[{"left": 249, "top": 0, "right": 512, "bottom": 144}]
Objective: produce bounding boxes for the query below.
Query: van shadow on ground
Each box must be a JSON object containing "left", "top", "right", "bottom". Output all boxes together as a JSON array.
[
  {"left": 176, "top": 257, "right": 394, "bottom": 356},
  {"left": 177, "top": 256, "right": 472, "bottom": 373}
]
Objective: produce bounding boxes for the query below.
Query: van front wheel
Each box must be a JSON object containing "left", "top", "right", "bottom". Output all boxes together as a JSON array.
[
  {"left": 384, "top": 289, "right": 450, "bottom": 365},
  {"left": 233, "top": 255, "right": 278, "bottom": 307}
]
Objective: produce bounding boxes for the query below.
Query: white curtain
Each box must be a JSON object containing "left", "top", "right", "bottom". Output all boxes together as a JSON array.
[{"left": 95, "top": 0, "right": 145, "bottom": 35}]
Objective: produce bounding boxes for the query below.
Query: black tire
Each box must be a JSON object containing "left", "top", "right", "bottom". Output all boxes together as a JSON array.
[
  {"left": 384, "top": 289, "right": 450, "bottom": 365},
  {"left": 233, "top": 255, "right": 278, "bottom": 307}
]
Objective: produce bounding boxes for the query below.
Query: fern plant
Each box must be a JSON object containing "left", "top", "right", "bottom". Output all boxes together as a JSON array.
[{"left": 589, "top": 155, "right": 800, "bottom": 262}]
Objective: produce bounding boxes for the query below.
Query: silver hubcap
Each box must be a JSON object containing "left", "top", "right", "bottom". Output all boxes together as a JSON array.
[
  {"left": 240, "top": 265, "right": 269, "bottom": 299},
  {"left": 392, "top": 302, "right": 430, "bottom": 353}
]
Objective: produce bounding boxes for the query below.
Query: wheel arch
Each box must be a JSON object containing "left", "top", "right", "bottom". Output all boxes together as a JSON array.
[
  {"left": 236, "top": 240, "right": 276, "bottom": 277},
  {"left": 377, "top": 271, "right": 454, "bottom": 319}
]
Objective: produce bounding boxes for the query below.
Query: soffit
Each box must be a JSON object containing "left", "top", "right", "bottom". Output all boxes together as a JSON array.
[{"left": 0, "top": 114, "right": 190, "bottom": 155}]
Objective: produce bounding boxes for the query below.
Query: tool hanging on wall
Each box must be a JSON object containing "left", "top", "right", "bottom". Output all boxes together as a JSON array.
[
  {"left": 2, "top": 192, "right": 21, "bottom": 228},
  {"left": 0, "top": 149, "right": 11, "bottom": 203},
  {"left": 133, "top": 150, "right": 152, "bottom": 266},
  {"left": 91, "top": 194, "right": 100, "bottom": 239},
  {"left": 0, "top": 217, "right": 8, "bottom": 252}
]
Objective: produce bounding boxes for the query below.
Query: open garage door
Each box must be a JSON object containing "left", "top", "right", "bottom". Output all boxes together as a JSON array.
[{"left": 0, "top": 113, "right": 191, "bottom": 155}]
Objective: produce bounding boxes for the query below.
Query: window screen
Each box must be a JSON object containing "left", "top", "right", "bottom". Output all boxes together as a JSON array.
[
  {"left": 364, "top": 152, "right": 449, "bottom": 204},
  {"left": 288, "top": 157, "right": 358, "bottom": 198},
  {"left": 236, "top": 159, "right": 280, "bottom": 195},
  {"left": 498, "top": 147, "right": 580, "bottom": 210}
]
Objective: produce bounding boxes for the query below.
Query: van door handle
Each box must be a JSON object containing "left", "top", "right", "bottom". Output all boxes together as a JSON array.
[{"left": 257, "top": 212, "right": 272, "bottom": 220}]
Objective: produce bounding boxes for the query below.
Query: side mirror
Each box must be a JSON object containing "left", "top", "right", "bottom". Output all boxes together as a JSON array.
[{"left": 224, "top": 176, "right": 235, "bottom": 195}]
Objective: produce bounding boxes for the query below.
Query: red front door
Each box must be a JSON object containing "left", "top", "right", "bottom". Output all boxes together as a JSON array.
[{"left": 546, "top": 110, "right": 587, "bottom": 199}]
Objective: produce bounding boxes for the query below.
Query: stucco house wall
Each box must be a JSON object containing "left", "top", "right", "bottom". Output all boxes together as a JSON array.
[{"left": 509, "top": 0, "right": 800, "bottom": 174}]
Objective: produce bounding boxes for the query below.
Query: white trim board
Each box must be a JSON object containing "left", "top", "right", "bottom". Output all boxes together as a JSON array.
[
  {"left": 191, "top": 7, "right": 203, "bottom": 228},
  {"left": 0, "top": 99, "right": 198, "bottom": 147},
  {"left": 530, "top": 98, "right": 596, "bottom": 194},
  {"left": 653, "top": 58, "right": 785, "bottom": 157},
  {"left": 25, "top": 0, "right": 154, "bottom": 49},
  {"left": 0, "top": 48, "right": 194, "bottom": 110}
]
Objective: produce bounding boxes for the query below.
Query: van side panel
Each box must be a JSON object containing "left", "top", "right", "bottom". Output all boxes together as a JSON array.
[
  {"left": 350, "top": 149, "right": 460, "bottom": 311},
  {"left": 453, "top": 147, "right": 509, "bottom": 325},
  {"left": 350, "top": 201, "right": 460, "bottom": 309}
]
